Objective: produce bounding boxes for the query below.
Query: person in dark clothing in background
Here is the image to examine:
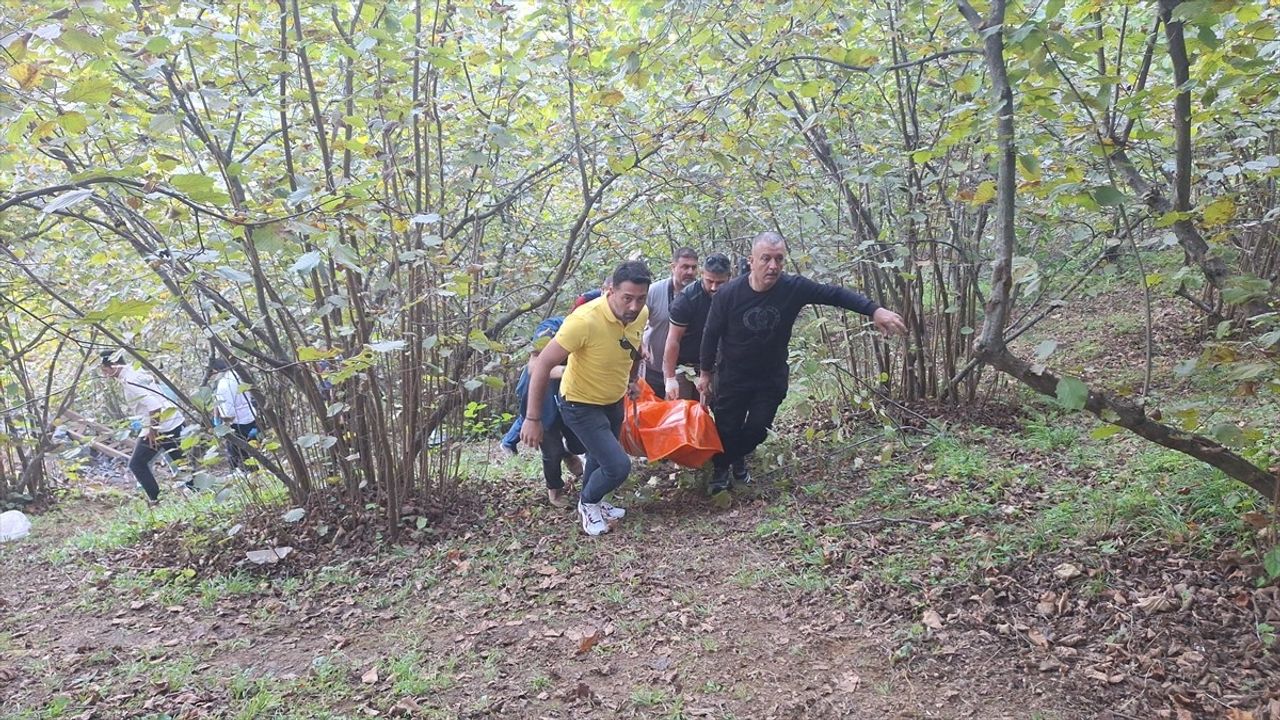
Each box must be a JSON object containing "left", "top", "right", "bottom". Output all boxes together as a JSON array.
[
  {"left": 698, "top": 232, "right": 906, "bottom": 494},
  {"left": 662, "top": 252, "right": 732, "bottom": 401}
]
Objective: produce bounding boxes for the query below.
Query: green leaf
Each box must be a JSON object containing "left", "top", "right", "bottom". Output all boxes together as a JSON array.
[
  {"left": 251, "top": 225, "right": 285, "bottom": 253},
  {"left": 144, "top": 36, "right": 172, "bottom": 54},
  {"left": 1257, "top": 330, "right": 1280, "bottom": 349},
  {"left": 1224, "top": 362, "right": 1274, "bottom": 382},
  {"left": 1091, "top": 185, "right": 1127, "bottom": 207},
  {"left": 297, "top": 346, "right": 336, "bottom": 362},
  {"left": 1033, "top": 339, "right": 1058, "bottom": 361},
  {"left": 1090, "top": 424, "right": 1124, "bottom": 440},
  {"left": 58, "top": 112, "right": 88, "bottom": 134},
  {"left": 1055, "top": 376, "right": 1088, "bottom": 411},
  {"left": 150, "top": 114, "right": 179, "bottom": 134},
  {"left": 1221, "top": 275, "right": 1271, "bottom": 306},
  {"left": 65, "top": 77, "right": 115, "bottom": 104},
  {"left": 82, "top": 298, "right": 155, "bottom": 323},
  {"left": 1154, "top": 210, "right": 1193, "bottom": 228},
  {"left": 1209, "top": 422, "right": 1245, "bottom": 448},
  {"left": 171, "top": 173, "right": 214, "bottom": 197},
  {"left": 970, "top": 180, "right": 996, "bottom": 206},
  {"left": 952, "top": 75, "right": 979, "bottom": 94},
  {"left": 1202, "top": 196, "right": 1236, "bottom": 227},
  {"left": 1264, "top": 546, "right": 1280, "bottom": 582},
  {"left": 59, "top": 30, "right": 107, "bottom": 54}
]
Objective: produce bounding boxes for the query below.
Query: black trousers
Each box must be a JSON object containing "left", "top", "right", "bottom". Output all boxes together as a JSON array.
[
  {"left": 540, "top": 418, "right": 585, "bottom": 490},
  {"left": 129, "top": 425, "right": 185, "bottom": 501},
  {"left": 644, "top": 367, "right": 667, "bottom": 400},
  {"left": 228, "top": 421, "right": 259, "bottom": 471},
  {"left": 711, "top": 376, "right": 787, "bottom": 471}
]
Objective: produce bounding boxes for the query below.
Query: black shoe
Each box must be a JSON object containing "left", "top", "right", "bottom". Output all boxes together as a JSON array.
[
  {"left": 709, "top": 467, "right": 731, "bottom": 495},
  {"left": 731, "top": 459, "right": 751, "bottom": 485}
]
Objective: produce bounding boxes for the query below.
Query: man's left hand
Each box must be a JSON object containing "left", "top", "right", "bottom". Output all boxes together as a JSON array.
[{"left": 872, "top": 308, "right": 907, "bottom": 337}]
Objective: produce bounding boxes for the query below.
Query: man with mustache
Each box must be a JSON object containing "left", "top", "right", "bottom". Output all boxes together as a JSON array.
[
  {"left": 662, "top": 252, "right": 732, "bottom": 401},
  {"left": 522, "top": 260, "right": 652, "bottom": 535},
  {"left": 643, "top": 247, "right": 699, "bottom": 399},
  {"left": 698, "top": 232, "right": 907, "bottom": 494}
]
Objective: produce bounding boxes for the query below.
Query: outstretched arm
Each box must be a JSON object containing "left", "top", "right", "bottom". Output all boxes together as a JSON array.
[{"left": 797, "top": 276, "right": 906, "bottom": 336}]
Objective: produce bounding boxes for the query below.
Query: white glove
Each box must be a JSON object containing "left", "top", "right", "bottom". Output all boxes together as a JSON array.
[{"left": 664, "top": 377, "right": 680, "bottom": 399}]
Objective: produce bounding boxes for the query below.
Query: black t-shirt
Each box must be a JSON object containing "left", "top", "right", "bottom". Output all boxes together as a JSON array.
[
  {"left": 668, "top": 281, "right": 715, "bottom": 366},
  {"left": 700, "top": 273, "right": 880, "bottom": 385}
]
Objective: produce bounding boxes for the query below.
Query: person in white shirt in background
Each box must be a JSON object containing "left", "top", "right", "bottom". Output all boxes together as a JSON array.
[
  {"left": 210, "top": 357, "right": 259, "bottom": 475},
  {"left": 100, "top": 349, "right": 187, "bottom": 503}
]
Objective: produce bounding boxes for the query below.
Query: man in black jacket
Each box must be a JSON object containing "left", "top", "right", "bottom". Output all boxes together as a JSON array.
[
  {"left": 698, "top": 232, "right": 906, "bottom": 493},
  {"left": 662, "top": 252, "right": 732, "bottom": 401}
]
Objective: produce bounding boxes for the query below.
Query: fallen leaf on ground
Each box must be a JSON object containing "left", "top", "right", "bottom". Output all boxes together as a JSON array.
[
  {"left": 572, "top": 626, "right": 603, "bottom": 655},
  {"left": 360, "top": 666, "right": 379, "bottom": 684},
  {"left": 245, "top": 547, "right": 293, "bottom": 565},
  {"left": 1027, "top": 628, "right": 1049, "bottom": 648},
  {"left": 835, "top": 672, "right": 861, "bottom": 692},
  {"left": 921, "top": 609, "right": 943, "bottom": 630},
  {"left": 391, "top": 697, "right": 421, "bottom": 716},
  {"left": 1136, "top": 594, "right": 1176, "bottom": 613},
  {"left": 1053, "top": 562, "right": 1081, "bottom": 580}
]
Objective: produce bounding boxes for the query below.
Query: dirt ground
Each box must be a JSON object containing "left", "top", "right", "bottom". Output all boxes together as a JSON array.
[{"left": 0, "top": 462, "right": 1080, "bottom": 720}]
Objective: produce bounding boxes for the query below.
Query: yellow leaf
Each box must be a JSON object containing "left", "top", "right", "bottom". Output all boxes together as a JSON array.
[
  {"left": 596, "top": 89, "right": 625, "bottom": 107},
  {"left": 953, "top": 75, "right": 979, "bottom": 94},
  {"left": 8, "top": 63, "right": 43, "bottom": 90},
  {"left": 1202, "top": 196, "right": 1236, "bottom": 227},
  {"left": 59, "top": 112, "right": 88, "bottom": 134},
  {"left": 32, "top": 120, "right": 58, "bottom": 139},
  {"left": 970, "top": 180, "right": 997, "bottom": 206}
]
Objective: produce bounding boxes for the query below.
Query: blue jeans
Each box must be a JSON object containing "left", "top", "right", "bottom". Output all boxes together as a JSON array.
[
  {"left": 501, "top": 417, "right": 523, "bottom": 449},
  {"left": 502, "top": 368, "right": 566, "bottom": 448},
  {"left": 559, "top": 399, "right": 628, "bottom": 504},
  {"left": 500, "top": 368, "right": 532, "bottom": 449}
]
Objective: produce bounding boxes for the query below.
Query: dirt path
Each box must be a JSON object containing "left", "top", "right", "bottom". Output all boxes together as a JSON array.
[{"left": 0, "top": 472, "right": 1073, "bottom": 720}]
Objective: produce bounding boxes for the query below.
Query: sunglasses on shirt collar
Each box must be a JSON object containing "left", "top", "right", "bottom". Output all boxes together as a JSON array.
[{"left": 618, "top": 336, "right": 641, "bottom": 362}]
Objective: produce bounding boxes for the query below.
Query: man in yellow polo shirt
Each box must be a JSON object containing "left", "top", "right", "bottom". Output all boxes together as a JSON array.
[{"left": 521, "top": 260, "right": 651, "bottom": 535}]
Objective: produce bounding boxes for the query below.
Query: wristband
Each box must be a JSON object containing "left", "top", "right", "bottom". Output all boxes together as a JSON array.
[{"left": 526, "top": 417, "right": 542, "bottom": 422}]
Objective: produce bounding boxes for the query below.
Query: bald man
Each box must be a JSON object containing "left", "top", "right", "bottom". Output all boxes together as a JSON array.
[{"left": 698, "top": 232, "right": 906, "bottom": 494}]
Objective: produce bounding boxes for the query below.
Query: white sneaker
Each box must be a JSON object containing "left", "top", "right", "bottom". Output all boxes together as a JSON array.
[
  {"left": 599, "top": 500, "right": 626, "bottom": 520},
  {"left": 578, "top": 501, "right": 610, "bottom": 536}
]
